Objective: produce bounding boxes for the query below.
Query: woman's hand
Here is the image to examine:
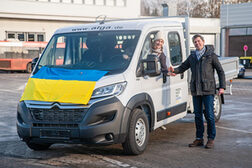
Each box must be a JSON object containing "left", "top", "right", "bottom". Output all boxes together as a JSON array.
[{"left": 168, "top": 66, "right": 176, "bottom": 76}]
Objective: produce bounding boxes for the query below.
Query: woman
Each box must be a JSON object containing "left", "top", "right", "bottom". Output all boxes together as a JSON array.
[{"left": 151, "top": 31, "right": 168, "bottom": 75}]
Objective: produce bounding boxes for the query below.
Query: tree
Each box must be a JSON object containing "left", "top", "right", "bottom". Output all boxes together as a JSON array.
[
  {"left": 177, "top": 0, "right": 252, "bottom": 18},
  {"left": 141, "top": 0, "right": 163, "bottom": 16},
  {"left": 141, "top": 1, "right": 150, "bottom": 16},
  {"left": 141, "top": 0, "right": 252, "bottom": 18}
]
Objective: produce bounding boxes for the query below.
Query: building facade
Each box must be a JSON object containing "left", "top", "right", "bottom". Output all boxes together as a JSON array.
[
  {"left": 220, "top": 2, "right": 252, "bottom": 57},
  {"left": 0, "top": 0, "right": 140, "bottom": 42},
  {"left": 189, "top": 18, "right": 221, "bottom": 55}
]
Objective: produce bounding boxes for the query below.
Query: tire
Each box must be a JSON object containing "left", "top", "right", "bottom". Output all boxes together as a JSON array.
[
  {"left": 238, "top": 73, "right": 245, "bottom": 78},
  {"left": 213, "top": 94, "right": 222, "bottom": 122},
  {"left": 26, "top": 141, "right": 52, "bottom": 151},
  {"left": 122, "top": 109, "right": 149, "bottom": 155},
  {"left": 26, "top": 62, "right": 32, "bottom": 73}
]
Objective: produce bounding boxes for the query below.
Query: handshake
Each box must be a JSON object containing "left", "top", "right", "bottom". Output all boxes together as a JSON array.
[{"left": 167, "top": 66, "right": 176, "bottom": 76}]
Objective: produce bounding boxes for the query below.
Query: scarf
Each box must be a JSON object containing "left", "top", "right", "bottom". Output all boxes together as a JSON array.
[
  {"left": 152, "top": 48, "right": 162, "bottom": 55},
  {"left": 195, "top": 46, "right": 206, "bottom": 60}
]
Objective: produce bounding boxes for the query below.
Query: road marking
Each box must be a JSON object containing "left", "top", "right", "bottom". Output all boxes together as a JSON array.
[
  {"left": 0, "top": 89, "right": 18, "bottom": 93},
  {"left": 0, "top": 122, "right": 8, "bottom": 126},
  {"left": 216, "top": 126, "right": 252, "bottom": 134},
  {"left": 181, "top": 119, "right": 252, "bottom": 134},
  {"left": 225, "top": 100, "right": 252, "bottom": 106},
  {"left": 17, "top": 84, "right": 26, "bottom": 90},
  {"left": 221, "top": 112, "right": 252, "bottom": 118},
  {"left": 232, "top": 88, "right": 252, "bottom": 91},
  {"left": 91, "top": 154, "right": 137, "bottom": 168},
  {"left": 0, "top": 135, "right": 19, "bottom": 142}
]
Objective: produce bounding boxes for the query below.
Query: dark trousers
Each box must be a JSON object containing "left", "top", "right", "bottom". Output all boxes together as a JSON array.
[{"left": 193, "top": 95, "right": 216, "bottom": 140}]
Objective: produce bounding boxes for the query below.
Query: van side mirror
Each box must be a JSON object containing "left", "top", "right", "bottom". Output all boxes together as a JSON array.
[
  {"left": 137, "top": 54, "right": 161, "bottom": 77},
  {"left": 31, "top": 57, "right": 39, "bottom": 71}
]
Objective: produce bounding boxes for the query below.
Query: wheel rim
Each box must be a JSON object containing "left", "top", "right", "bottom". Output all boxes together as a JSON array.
[
  {"left": 214, "top": 95, "right": 220, "bottom": 118},
  {"left": 135, "top": 118, "right": 146, "bottom": 147}
]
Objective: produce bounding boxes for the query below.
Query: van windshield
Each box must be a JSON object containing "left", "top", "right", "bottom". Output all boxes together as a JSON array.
[{"left": 37, "top": 30, "right": 141, "bottom": 75}]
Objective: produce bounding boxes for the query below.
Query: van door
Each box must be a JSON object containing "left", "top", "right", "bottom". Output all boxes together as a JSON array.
[
  {"left": 155, "top": 29, "right": 188, "bottom": 128},
  {"left": 137, "top": 30, "right": 170, "bottom": 124}
]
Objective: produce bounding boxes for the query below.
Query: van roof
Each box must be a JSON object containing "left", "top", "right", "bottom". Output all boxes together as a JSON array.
[{"left": 54, "top": 18, "right": 182, "bottom": 35}]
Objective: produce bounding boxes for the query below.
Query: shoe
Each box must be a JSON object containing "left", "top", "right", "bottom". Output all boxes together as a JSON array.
[
  {"left": 205, "top": 139, "right": 214, "bottom": 149},
  {"left": 188, "top": 139, "right": 204, "bottom": 147}
]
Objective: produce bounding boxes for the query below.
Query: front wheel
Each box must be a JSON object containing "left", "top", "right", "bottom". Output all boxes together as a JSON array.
[
  {"left": 214, "top": 94, "right": 222, "bottom": 122},
  {"left": 122, "top": 109, "right": 149, "bottom": 155}
]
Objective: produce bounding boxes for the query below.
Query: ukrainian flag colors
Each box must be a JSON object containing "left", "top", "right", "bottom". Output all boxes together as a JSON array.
[{"left": 20, "top": 67, "right": 107, "bottom": 104}]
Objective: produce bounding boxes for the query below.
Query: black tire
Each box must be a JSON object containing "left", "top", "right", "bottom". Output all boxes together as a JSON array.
[
  {"left": 214, "top": 94, "right": 222, "bottom": 122},
  {"left": 26, "top": 141, "right": 52, "bottom": 151},
  {"left": 122, "top": 109, "right": 149, "bottom": 155},
  {"left": 238, "top": 73, "right": 245, "bottom": 78},
  {"left": 26, "top": 62, "right": 32, "bottom": 73}
]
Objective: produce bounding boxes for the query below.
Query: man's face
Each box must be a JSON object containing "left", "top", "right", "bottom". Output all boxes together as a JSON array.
[
  {"left": 153, "top": 39, "right": 164, "bottom": 50},
  {"left": 193, "top": 37, "right": 205, "bottom": 50}
]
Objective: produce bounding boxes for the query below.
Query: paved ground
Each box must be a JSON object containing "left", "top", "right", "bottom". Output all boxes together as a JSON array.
[{"left": 0, "top": 70, "right": 251, "bottom": 168}]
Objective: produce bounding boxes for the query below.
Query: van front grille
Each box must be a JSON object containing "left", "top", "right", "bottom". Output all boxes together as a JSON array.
[
  {"left": 33, "top": 123, "right": 78, "bottom": 128},
  {"left": 29, "top": 107, "right": 86, "bottom": 123}
]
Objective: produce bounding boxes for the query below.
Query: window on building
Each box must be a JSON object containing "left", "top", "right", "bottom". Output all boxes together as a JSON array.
[
  {"left": 28, "top": 34, "right": 35, "bottom": 41},
  {"left": 37, "top": 34, "right": 44, "bottom": 42},
  {"left": 18, "top": 33, "right": 25, "bottom": 41},
  {"left": 248, "top": 28, "right": 252, "bottom": 35},
  {"left": 95, "top": 0, "right": 104, "bottom": 5},
  {"left": 117, "top": 0, "right": 125, "bottom": 6},
  {"left": 74, "top": 0, "right": 83, "bottom": 4},
  {"left": 62, "top": 0, "right": 72, "bottom": 3},
  {"left": 6, "top": 31, "right": 45, "bottom": 42},
  {"left": 50, "top": 0, "right": 60, "bottom": 2},
  {"left": 168, "top": 32, "right": 182, "bottom": 66},
  {"left": 106, "top": 0, "right": 115, "bottom": 6},
  {"left": 229, "top": 28, "right": 247, "bottom": 36},
  {"left": 7, "top": 33, "right": 15, "bottom": 39},
  {"left": 85, "top": 0, "right": 93, "bottom": 4},
  {"left": 38, "top": 0, "right": 49, "bottom": 2}
]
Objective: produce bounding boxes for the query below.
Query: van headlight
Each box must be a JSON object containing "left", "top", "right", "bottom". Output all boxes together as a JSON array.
[{"left": 91, "top": 82, "right": 127, "bottom": 98}]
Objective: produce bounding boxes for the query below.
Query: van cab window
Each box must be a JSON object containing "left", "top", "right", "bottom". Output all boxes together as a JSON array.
[
  {"left": 139, "top": 31, "right": 165, "bottom": 74},
  {"left": 140, "top": 32, "right": 156, "bottom": 60},
  {"left": 37, "top": 30, "right": 140, "bottom": 75},
  {"left": 168, "top": 32, "right": 182, "bottom": 66}
]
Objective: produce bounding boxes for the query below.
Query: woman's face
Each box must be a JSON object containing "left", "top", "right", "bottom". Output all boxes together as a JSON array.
[{"left": 153, "top": 39, "right": 164, "bottom": 50}]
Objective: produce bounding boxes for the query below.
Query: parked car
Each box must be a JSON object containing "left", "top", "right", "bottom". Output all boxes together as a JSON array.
[{"left": 238, "top": 64, "right": 245, "bottom": 78}]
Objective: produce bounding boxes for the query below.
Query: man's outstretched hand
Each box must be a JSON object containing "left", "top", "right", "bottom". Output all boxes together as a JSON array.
[{"left": 168, "top": 66, "right": 176, "bottom": 76}]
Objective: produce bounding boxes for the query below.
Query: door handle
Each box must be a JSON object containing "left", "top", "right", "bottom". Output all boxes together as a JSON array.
[
  {"left": 163, "top": 73, "right": 167, "bottom": 83},
  {"left": 180, "top": 73, "right": 184, "bottom": 79}
]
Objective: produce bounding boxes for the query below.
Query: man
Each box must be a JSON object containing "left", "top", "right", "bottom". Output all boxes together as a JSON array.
[{"left": 168, "top": 34, "right": 225, "bottom": 149}]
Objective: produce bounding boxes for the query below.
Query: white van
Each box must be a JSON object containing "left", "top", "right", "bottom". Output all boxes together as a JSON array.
[{"left": 17, "top": 17, "right": 239, "bottom": 155}]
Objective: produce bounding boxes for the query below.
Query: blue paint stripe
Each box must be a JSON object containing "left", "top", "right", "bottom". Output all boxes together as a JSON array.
[{"left": 32, "top": 66, "right": 108, "bottom": 81}]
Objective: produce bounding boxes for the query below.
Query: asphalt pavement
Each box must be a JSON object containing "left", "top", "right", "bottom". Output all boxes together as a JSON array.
[{"left": 0, "top": 70, "right": 251, "bottom": 168}]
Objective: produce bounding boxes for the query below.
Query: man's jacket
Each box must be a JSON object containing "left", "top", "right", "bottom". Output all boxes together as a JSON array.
[{"left": 174, "top": 45, "right": 226, "bottom": 96}]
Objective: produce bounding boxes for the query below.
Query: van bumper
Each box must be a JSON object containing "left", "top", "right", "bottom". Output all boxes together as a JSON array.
[{"left": 17, "top": 97, "right": 128, "bottom": 145}]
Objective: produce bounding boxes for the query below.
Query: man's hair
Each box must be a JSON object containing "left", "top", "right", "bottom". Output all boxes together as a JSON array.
[{"left": 192, "top": 34, "right": 205, "bottom": 42}]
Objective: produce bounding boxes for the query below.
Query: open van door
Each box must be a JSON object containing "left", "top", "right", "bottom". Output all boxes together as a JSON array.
[
  {"left": 137, "top": 30, "right": 170, "bottom": 125},
  {"left": 155, "top": 29, "right": 188, "bottom": 128}
]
